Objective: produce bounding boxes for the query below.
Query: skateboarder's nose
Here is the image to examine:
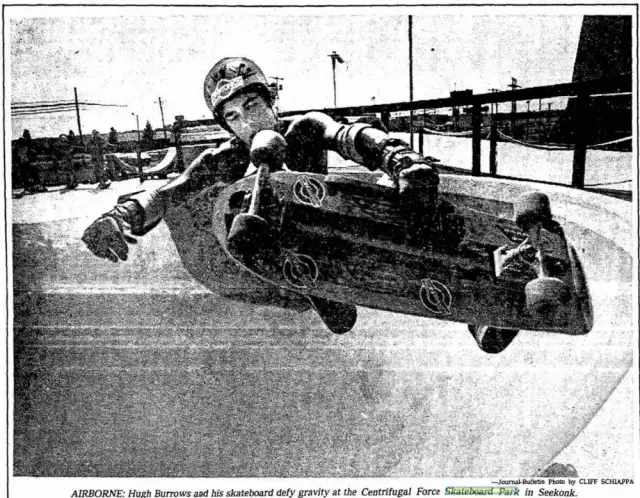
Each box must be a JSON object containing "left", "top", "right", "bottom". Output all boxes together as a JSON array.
[{"left": 236, "top": 110, "right": 257, "bottom": 129}]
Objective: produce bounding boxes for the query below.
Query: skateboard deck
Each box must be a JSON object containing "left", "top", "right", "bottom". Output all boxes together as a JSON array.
[
  {"left": 91, "top": 180, "right": 112, "bottom": 194},
  {"left": 213, "top": 170, "right": 592, "bottom": 335},
  {"left": 12, "top": 171, "right": 632, "bottom": 479}
]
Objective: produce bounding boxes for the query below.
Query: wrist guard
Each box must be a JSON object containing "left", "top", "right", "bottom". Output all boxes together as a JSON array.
[
  {"left": 104, "top": 200, "right": 145, "bottom": 234},
  {"left": 364, "top": 138, "right": 437, "bottom": 182}
]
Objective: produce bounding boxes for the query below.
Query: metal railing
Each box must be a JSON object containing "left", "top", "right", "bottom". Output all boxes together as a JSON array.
[{"left": 280, "top": 74, "right": 632, "bottom": 194}]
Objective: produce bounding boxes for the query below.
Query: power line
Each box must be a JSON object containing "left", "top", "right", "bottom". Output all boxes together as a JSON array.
[
  {"left": 12, "top": 101, "right": 127, "bottom": 110},
  {"left": 12, "top": 106, "right": 90, "bottom": 117},
  {"left": 13, "top": 104, "right": 88, "bottom": 113},
  {"left": 11, "top": 99, "right": 76, "bottom": 105},
  {"left": 12, "top": 103, "right": 78, "bottom": 110}
]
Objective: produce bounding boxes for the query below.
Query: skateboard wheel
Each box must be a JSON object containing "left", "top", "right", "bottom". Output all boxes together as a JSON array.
[
  {"left": 525, "top": 276, "right": 570, "bottom": 315},
  {"left": 468, "top": 325, "right": 519, "bottom": 354},
  {"left": 250, "top": 130, "right": 287, "bottom": 169},
  {"left": 514, "top": 192, "right": 552, "bottom": 231},
  {"left": 227, "top": 213, "right": 271, "bottom": 256}
]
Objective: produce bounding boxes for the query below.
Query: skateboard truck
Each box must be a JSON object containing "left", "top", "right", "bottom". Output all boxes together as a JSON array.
[
  {"left": 523, "top": 223, "right": 570, "bottom": 315},
  {"left": 493, "top": 239, "right": 537, "bottom": 278},
  {"left": 227, "top": 131, "right": 287, "bottom": 257},
  {"left": 494, "top": 192, "right": 571, "bottom": 316}
]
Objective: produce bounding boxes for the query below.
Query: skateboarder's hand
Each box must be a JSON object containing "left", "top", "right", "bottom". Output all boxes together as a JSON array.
[
  {"left": 82, "top": 215, "right": 137, "bottom": 263},
  {"left": 394, "top": 160, "right": 439, "bottom": 211},
  {"left": 381, "top": 146, "right": 439, "bottom": 200},
  {"left": 284, "top": 112, "right": 340, "bottom": 173},
  {"left": 397, "top": 161, "right": 438, "bottom": 197}
]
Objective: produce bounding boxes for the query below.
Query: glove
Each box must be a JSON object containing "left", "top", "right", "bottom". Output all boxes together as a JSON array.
[
  {"left": 284, "top": 112, "right": 339, "bottom": 174},
  {"left": 82, "top": 208, "right": 138, "bottom": 263},
  {"left": 396, "top": 161, "right": 438, "bottom": 198}
]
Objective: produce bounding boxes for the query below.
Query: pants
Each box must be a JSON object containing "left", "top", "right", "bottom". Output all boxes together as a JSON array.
[
  {"left": 20, "top": 161, "right": 42, "bottom": 189},
  {"left": 175, "top": 146, "right": 185, "bottom": 173},
  {"left": 63, "top": 160, "right": 78, "bottom": 186},
  {"left": 92, "top": 157, "right": 108, "bottom": 185}
]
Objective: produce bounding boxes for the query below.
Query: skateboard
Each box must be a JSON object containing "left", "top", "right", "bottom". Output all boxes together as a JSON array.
[
  {"left": 212, "top": 132, "right": 593, "bottom": 352},
  {"left": 91, "top": 180, "right": 112, "bottom": 193},
  {"left": 59, "top": 182, "right": 80, "bottom": 195},
  {"left": 13, "top": 185, "right": 49, "bottom": 198}
]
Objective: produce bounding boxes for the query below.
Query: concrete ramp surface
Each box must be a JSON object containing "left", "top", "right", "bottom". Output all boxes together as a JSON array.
[
  {"left": 106, "top": 144, "right": 219, "bottom": 180},
  {"left": 11, "top": 174, "right": 634, "bottom": 477},
  {"left": 144, "top": 147, "right": 176, "bottom": 175},
  {"left": 106, "top": 153, "right": 141, "bottom": 176},
  {"left": 107, "top": 148, "right": 176, "bottom": 178}
]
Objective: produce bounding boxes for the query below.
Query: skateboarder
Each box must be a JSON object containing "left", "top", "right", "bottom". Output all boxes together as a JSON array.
[
  {"left": 172, "top": 115, "right": 186, "bottom": 173},
  {"left": 55, "top": 134, "right": 79, "bottom": 189},
  {"left": 87, "top": 129, "right": 113, "bottom": 189},
  {"left": 82, "top": 57, "right": 438, "bottom": 314},
  {"left": 15, "top": 136, "right": 47, "bottom": 194}
]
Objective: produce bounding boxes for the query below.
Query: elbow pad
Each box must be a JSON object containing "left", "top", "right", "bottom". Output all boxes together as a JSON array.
[{"left": 333, "top": 123, "right": 373, "bottom": 164}]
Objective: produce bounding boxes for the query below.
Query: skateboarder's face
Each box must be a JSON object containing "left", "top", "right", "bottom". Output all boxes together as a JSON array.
[{"left": 221, "top": 91, "right": 277, "bottom": 147}]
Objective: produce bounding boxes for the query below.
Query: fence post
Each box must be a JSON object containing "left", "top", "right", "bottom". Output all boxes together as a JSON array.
[
  {"left": 472, "top": 103, "right": 481, "bottom": 176},
  {"left": 572, "top": 93, "right": 589, "bottom": 189},
  {"left": 418, "top": 128, "right": 424, "bottom": 154},
  {"left": 489, "top": 119, "right": 498, "bottom": 176}
]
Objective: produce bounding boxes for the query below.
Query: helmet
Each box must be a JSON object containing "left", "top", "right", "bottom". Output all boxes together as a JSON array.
[{"left": 204, "top": 57, "right": 271, "bottom": 121}]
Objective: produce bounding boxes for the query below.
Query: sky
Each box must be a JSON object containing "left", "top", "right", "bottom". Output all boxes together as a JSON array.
[{"left": 6, "top": 4, "right": 630, "bottom": 140}]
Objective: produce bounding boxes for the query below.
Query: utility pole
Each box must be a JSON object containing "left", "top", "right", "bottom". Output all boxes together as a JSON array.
[
  {"left": 508, "top": 77, "right": 521, "bottom": 135},
  {"left": 328, "top": 51, "right": 344, "bottom": 108},
  {"left": 74, "top": 87, "right": 83, "bottom": 144},
  {"left": 157, "top": 97, "right": 168, "bottom": 141},
  {"left": 270, "top": 76, "right": 285, "bottom": 100},
  {"left": 132, "top": 113, "right": 143, "bottom": 181},
  {"left": 133, "top": 114, "right": 141, "bottom": 143},
  {"left": 408, "top": 15, "right": 414, "bottom": 148}
]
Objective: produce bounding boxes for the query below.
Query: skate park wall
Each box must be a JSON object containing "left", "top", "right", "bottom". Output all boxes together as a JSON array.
[{"left": 11, "top": 169, "right": 635, "bottom": 476}]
